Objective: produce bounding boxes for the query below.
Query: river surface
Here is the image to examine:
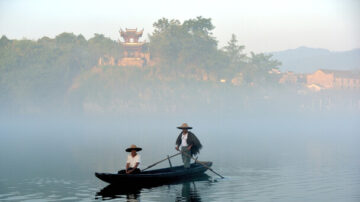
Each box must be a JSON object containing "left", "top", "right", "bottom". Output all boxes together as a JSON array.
[{"left": 0, "top": 116, "right": 359, "bottom": 201}]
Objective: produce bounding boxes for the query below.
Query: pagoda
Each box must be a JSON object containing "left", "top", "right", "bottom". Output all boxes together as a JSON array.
[{"left": 118, "top": 28, "right": 149, "bottom": 67}]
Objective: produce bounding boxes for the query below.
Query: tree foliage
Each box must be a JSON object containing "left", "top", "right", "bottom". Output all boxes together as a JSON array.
[
  {"left": 149, "top": 16, "right": 219, "bottom": 69},
  {"left": 0, "top": 17, "right": 282, "bottom": 114}
]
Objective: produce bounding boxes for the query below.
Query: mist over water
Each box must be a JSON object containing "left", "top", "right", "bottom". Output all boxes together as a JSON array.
[
  {"left": 0, "top": 108, "right": 359, "bottom": 201},
  {"left": 0, "top": 14, "right": 359, "bottom": 201}
]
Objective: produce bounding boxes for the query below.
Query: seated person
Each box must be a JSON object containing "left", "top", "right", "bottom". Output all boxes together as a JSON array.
[{"left": 118, "top": 144, "right": 141, "bottom": 174}]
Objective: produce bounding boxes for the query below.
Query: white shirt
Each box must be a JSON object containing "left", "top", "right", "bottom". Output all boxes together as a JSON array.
[
  {"left": 180, "top": 132, "right": 188, "bottom": 147},
  {"left": 126, "top": 154, "right": 141, "bottom": 168}
]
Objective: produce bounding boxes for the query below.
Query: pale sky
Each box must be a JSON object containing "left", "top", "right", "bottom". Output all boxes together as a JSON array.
[{"left": 0, "top": 0, "right": 359, "bottom": 52}]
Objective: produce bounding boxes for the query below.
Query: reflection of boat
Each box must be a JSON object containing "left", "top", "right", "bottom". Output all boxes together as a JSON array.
[
  {"left": 95, "top": 161, "right": 212, "bottom": 185},
  {"left": 95, "top": 184, "right": 142, "bottom": 200},
  {"left": 96, "top": 173, "right": 210, "bottom": 200}
]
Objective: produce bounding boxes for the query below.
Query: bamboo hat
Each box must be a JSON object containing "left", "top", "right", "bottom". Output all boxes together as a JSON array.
[
  {"left": 177, "top": 123, "right": 192, "bottom": 130},
  {"left": 125, "top": 144, "right": 142, "bottom": 152}
]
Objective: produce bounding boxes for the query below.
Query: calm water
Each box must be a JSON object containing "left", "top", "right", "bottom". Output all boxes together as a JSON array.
[{"left": 0, "top": 116, "right": 359, "bottom": 201}]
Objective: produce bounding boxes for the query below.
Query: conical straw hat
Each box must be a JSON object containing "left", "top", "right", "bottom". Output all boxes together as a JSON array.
[
  {"left": 125, "top": 144, "right": 142, "bottom": 152},
  {"left": 177, "top": 123, "right": 192, "bottom": 129}
]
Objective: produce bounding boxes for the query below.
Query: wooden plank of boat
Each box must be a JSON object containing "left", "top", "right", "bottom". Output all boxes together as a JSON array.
[
  {"left": 95, "top": 161, "right": 212, "bottom": 185},
  {"left": 95, "top": 173, "right": 211, "bottom": 200}
]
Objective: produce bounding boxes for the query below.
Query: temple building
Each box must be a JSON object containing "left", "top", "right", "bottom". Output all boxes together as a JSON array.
[
  {"left": 120, "top": 28, "right": 144, "bottom": 57},
  {"left": 98, "top": 28, "right": 150, "bottom": 67},
  {"left": 118, "top": 28, "right": 150, "bottom": 67}
]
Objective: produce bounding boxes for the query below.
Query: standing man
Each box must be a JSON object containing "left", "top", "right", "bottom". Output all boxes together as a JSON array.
[{"left": 175, "top": 123, "right": 202, "bottom": 168}]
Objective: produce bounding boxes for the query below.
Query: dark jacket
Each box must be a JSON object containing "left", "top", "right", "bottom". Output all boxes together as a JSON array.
[{"left": 176, "top": 131, "right": 202, "bottom": 156}]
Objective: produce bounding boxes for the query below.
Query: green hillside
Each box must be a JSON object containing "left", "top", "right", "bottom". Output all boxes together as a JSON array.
[{"left": 0, "top": 17, "right": 283, "bottom": 114}]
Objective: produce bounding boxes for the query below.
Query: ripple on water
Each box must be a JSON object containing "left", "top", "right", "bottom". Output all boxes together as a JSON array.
[{"left": 0, "top": 162, "right": 359, "bottom": 201}]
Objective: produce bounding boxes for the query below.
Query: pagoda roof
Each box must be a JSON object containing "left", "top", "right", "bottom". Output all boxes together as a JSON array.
[
  {"left": 120, "top": 28, "right": 144, "bottom": 38},
  {"left": 121, "top": 42, "right": 145, "bottom": 47}
]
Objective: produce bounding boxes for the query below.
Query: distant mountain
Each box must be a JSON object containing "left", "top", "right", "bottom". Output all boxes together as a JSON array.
[{"left": 270, "top": 46, "right": 360, "bottom": 73}]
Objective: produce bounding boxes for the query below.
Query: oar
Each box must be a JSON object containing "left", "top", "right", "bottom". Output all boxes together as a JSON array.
[
  {"left": 181, "top": 151, "right": 225, "bottom": 179},
  {"left": 142, "top": 152, "right": 181, "bottom": 172}
]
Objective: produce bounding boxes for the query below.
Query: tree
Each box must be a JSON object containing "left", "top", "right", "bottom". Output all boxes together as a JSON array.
[
  {"left": 223, "top": 34, "right": 246, "bottom": 64},
  {"left": 183, "top": 16, "right": 215, "bottom": 36},
  {"left": 222, "top": 34, "right": 247, "bottom": 78},
  {"left": 0, "top": 35, "right": 10, "bottom": 47},
  {"left": 149, "top": 16, "right": 219, "bottom": 71},
  {"left": 249, "top": 52, "right": 281, "bottom": 72},
  {"left": 245, "top": 52, "right": 281, "bottom": 85}
]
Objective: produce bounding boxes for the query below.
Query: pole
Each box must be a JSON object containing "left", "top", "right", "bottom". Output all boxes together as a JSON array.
[
  {"left": 142, "top": 152, "right": 181, "bottom": 172},
  {"left": 181, "top": 151, "right": 225, "bottom": 179},
  {"left": 167, "top": 155, "right": 173, "bottom": 167}
]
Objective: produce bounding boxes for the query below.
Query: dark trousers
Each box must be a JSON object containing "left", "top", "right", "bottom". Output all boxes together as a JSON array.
[
  {"left": 181, "top": 146, "right": 191, "bottom": 168},
  {"left": 118, "top": 168, "right": 141, "bottom": 174}
]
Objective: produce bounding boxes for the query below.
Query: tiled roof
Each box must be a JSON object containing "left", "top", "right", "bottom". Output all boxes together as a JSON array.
[{"left": 319, "top": 69, "right": 360, "bottom": 79}]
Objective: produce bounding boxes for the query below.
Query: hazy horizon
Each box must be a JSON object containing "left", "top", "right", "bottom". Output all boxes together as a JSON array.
[{"left": 1, "top": 0, "right": 359, "bottom": 52}]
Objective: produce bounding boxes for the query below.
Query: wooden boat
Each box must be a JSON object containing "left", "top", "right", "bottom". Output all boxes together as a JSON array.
[
  {"left": 95, "top": 173, "right": 210, "bottom": 200},
  {"left": 95, "top": 161, "right": 212, "bottom": 185}
]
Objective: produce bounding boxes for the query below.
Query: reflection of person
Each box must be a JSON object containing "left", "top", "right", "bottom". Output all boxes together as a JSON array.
[
  {"left": 176, "top": 182, "right": 202, "bottom": 202},
  {"left": 118, "top": 144, "right": 141, "bottom": 174},
  {"left": 175, "top": 123, "right": 202, "bottom": 168}
]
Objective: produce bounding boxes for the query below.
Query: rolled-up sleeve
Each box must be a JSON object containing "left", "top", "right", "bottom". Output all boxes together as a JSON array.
[{"left": 136, "top": 155, "right": 141, "bottom": 163}]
